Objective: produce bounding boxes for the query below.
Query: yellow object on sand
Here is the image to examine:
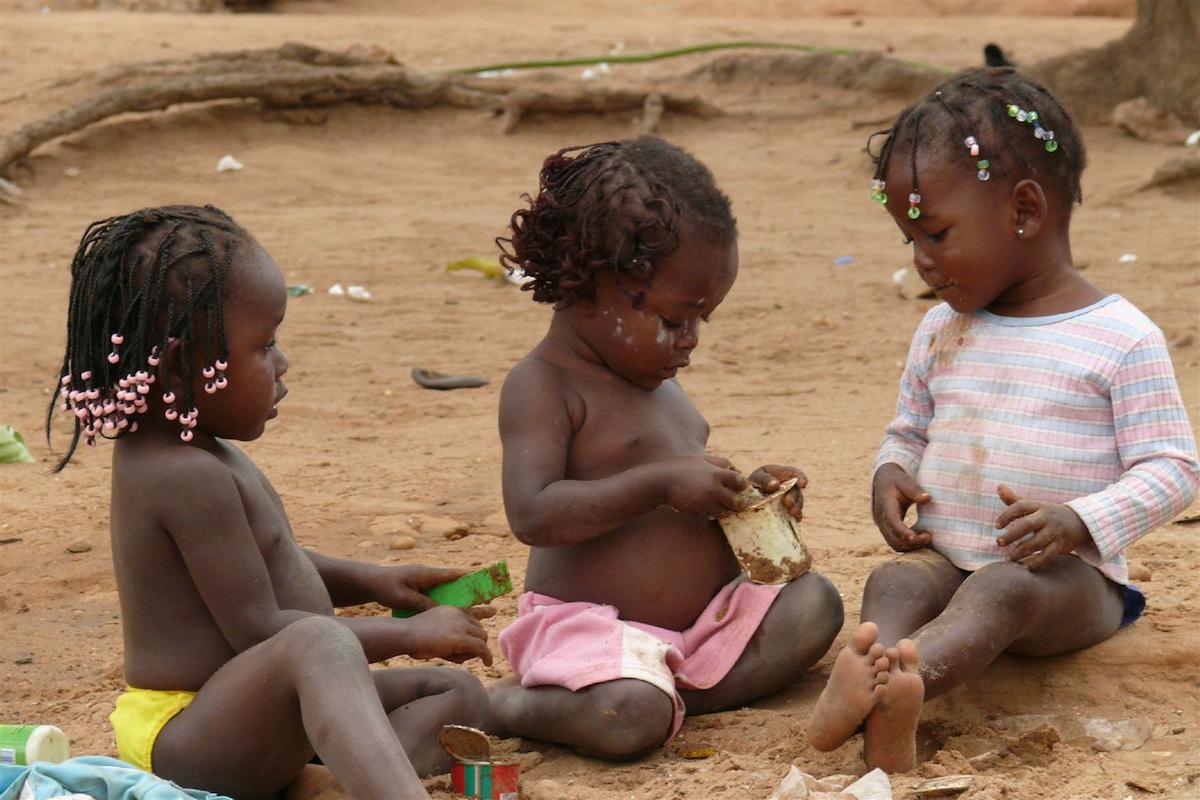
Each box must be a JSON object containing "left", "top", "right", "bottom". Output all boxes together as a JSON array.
[
  {"left": 447, "top": 257, "right": 505, "bottom": 280},
  {"left": 110, "top": 686, "right": 196, "bottom": 772}
]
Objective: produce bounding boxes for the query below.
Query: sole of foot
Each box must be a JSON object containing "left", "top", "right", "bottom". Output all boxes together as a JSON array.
[
  {"left": 806, "top": 621, "right": 890, "bottom": 752},
  {"left": 863, "top": 638, "right": 924, "bottom": 773}
]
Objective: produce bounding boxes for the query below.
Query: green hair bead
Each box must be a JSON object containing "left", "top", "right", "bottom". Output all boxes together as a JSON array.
[
  {"left": 1045, "top": 139, "right": 1059, "bottom": 152},
  {"left": 977, "top": 159, "right": 989, "bottom": 170},
  {"left": 1028, "top": 111, "right": 1039, "bottom": 122},
  {"left": 907, "top": 206, "right": 921, "bottom": 220},
  {"left": 1007, "top": 104, "right": 1019, "bottom": 117}
]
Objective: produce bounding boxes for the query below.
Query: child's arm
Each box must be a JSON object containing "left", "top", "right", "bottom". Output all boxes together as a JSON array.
[
  {"left": 500, "top": 360, "right": 746, "bottom": 546},
  {"left": 872, "top": 320, "right": 936, "bottom": 550},
  {"left": 996, "top": 329, "right": 1200, "bottom": 568},
  {"left": 306, "top": 551, "right": 462, "bottom": 610},
  {"left": 157, "top": 457, "right": 490, "bottom": 664}
]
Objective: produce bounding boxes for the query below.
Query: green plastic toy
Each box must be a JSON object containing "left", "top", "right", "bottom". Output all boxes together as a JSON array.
[{"left": 392, "top": 562, "right": 512, "bottom": 618}]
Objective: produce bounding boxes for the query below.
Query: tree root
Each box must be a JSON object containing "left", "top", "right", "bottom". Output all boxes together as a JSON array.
[
  {"left": 0, "top": 42, "right": 719, "bottom": 176},
  {"left": 1, "top": 41, "right": 958, "bottom": 179}
]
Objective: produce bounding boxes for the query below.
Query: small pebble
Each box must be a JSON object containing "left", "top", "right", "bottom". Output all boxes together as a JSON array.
[
  {"left": 66, "top": 540, "right": 92, "bottom": 554},
  {"left": 388, "top": 536, "right": 417, "bottom": 551},
  {"left": 1171, "top": 332, "right": 1194, "bottom": 349},
  {"left": 14, "top": 654, "right": 33, "bottom": 665}
]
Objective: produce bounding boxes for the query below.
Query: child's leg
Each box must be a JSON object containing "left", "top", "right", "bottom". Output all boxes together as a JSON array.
[
  {"left": 862, "top": 554, "right": 1125, "bottom": 772},
  {"left": 490, "top": 677, "right": 675, "bottom": 761},
  {"left": 373, "top": 666, "right": 490, "bottom": 776},
  {"left": 807, "top": 550, "right": 962, "bottom": 755},
  {"left": 153, "top": 616, "right": 429, "bottom": 800},
  {"left": 678, "top": 570, "right": 844, "bottom": 715}
]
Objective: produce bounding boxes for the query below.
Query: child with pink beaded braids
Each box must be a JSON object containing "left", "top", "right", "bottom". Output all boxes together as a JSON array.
[{"left": 48, "top": 205, "right": 495, "bottom": 800}]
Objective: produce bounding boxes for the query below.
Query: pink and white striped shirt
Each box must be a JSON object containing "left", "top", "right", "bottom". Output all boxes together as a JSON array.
[{"left": 876, "top": 295, "right": 1199, "bottom": 584}]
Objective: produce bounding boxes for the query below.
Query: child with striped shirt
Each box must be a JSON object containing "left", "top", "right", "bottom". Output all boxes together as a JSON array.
[{"left": 806, "top": 68, "right": 1200, "bottom": 773}]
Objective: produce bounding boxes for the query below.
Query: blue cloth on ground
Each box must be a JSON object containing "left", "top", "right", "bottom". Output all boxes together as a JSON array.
[
  {"left": 0, "top": 756, "right": 230, "bottom": 800},
  {"left": 1120, "top": 583, "right": 1146, "bottom": 628}
]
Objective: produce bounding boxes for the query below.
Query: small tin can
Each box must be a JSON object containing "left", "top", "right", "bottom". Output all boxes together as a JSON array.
[
  {"left": 440, "top": 724, "right": 520, "bottom": 800},
  {"left": 718, "top": 477, "right": 811, "bottom": 584},
  {"left": 450, "top": 759, "right": 520, "bottom": 800}
]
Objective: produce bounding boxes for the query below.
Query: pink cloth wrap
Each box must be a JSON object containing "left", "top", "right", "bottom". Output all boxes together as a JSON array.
[{"left": 498, "top": 578, "right": 782, "bottom": 741}]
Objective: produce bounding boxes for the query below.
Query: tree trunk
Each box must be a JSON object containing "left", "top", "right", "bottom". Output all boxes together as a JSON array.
[{"left": 1032, "top": 0, "right": 1200, "bottom": 126}]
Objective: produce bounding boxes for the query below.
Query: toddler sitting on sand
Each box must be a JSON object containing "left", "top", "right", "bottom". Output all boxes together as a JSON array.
[{"left": 489, "top": 137, "right": 845, "bottom": 760}]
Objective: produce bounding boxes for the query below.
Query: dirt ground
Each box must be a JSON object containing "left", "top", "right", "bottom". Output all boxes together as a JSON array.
[{"left": 1, "top": 2, "right": 1198, "bottom": 799}]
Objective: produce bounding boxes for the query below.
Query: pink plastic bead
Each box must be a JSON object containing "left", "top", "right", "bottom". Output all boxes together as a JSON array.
[
  {"left": 970, "top": 144, "right": 980, "bottom": 157},
  {"left": 204, "top": 381, "right": 217, "bottom": 394},
  {"left": 103, "top": 402, "right": 116, "bottom": 415},
  {"left": 215, "top": 359, "right": 228, "bottom": 371},
  {"left": 162, "top": 391, "right": 175, "bottom": 404},
  {"left": 60, "top": 375, "right": 71, "bottom": 385},
  {"left": 87, "top": 389, "right": 99, "bottom": 400},
  {"left": 74, "top": 407, "right": 88, "bottom": 419},
  {"left": 110, "top": 333, "right": 124, "bottom": 345},
  {"left": 130, "top": 421, "right": 138, "bottom": 432},
  {"left": 119, "top": 378, "right": 130, "bottom": 388},
  {"left": 116, "top": 418, "right": 129, "bottom": 430},
  {"left": 215, "top": 376, "right": 228, "bottom": 390},
  {"left": 60, "top": 402, "right": 68, "bottom": 412},
  {"left": 80, "top": 371, "right": 92, "bottom": 380},
  {"left": 102, "top": 420, "right": 116, "bottom": 432},
  {"left": 203, "top": 366, "right": 216, "bottom": 379},
  {"left": 180, "top": 430, "right": 193, "bottom": 442},
  {"left": 147, "top": 355, "right": 161, "bottom": 367},
  {"left": 107, "top": 352, "right": 120, "bottom": 364},
  {"left": 135, "top": 371, "right": 148, "bottom": 381},
  {"left": 165, "top": 408, "right": 178, "bottom": 421},
  {"left": 137, "top": 384, "right": 150, "bottom": 395}
]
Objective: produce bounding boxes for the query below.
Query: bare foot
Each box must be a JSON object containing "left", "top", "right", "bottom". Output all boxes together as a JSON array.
[
  {"left": 863, "top": 638, "right": 924, "bottom": 773},
  {"left": 285, "top": 765, "right": 347, "bottom": 800},
  {"left": 806, "top": 622, "right": 890, "bottom": 751}
]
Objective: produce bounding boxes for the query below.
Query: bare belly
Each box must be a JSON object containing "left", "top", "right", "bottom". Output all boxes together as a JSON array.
[{"left": 524, "top": 506, "right": 741, "bottom": 630}]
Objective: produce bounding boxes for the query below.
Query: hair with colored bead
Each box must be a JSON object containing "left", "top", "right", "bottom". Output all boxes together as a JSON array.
[
  {"left": 46, "top": 205, "right": 247, "bottom": 471},
  {"left": 497, "top": 136, "right": 736, "bottom": 308},
  {"left": 867, "top": 67, "right": 1086, "bottom": 218}
]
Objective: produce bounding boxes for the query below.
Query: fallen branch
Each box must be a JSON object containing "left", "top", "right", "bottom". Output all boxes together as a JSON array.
[{"left": 0, "top": 42, "right": 719, "bottom": 176}]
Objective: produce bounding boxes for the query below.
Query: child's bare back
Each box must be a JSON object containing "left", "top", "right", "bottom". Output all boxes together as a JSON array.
[
  {"left": 490, "top": 138, "right": 843, "bottom": 761},
  {"left": 112, "top": 434, "right": 332, "bottom": 691}
]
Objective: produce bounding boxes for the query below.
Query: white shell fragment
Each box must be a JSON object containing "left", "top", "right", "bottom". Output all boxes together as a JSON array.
[{"left": 216, "top": 154, "right": 244, "bottom": 172}]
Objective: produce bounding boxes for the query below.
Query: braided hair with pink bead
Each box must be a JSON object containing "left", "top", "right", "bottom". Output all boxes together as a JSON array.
[{"left": 47, "top": 205, "right": 245, "bottom": 470}]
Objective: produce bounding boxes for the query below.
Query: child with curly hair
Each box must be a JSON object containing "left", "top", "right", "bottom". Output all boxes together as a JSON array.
[
  {"left": 489, "top": 137, "right": 845, "bottom": 760},
  {"left": 49, "top": 205, "right": 494, "bottom": 800},
  {"left": 806, "top": 68, "right": 1200, "bottom": 773}
]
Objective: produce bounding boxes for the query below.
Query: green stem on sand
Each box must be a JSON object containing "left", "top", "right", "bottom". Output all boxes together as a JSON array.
[{"left": 455, "top": 40, "right": 947, "bottom": 75}]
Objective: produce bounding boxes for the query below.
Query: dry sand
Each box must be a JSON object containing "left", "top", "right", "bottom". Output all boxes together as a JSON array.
[{"left": 0, "top": 2, "right": 1197, "bottom": 799}]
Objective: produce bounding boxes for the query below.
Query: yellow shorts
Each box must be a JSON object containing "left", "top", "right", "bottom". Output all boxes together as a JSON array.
[{"left": 109, "top": 686, "right": 196, "bottom": 773}]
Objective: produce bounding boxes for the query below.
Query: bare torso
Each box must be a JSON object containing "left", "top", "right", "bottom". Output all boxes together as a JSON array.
[
  {"left": 521, "top": 356, "right": 740, "bottom": 631},
  {"left": 111, "top": 436, "right": 330, "bottom": 690}
]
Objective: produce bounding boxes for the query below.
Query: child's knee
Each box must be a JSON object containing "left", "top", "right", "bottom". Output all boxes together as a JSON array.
[
  {"left": 961, "top": 561, "right": 1039, "bottom": 612},
  {"left": 863, "top": 559, "right": 928, "bottom": 602},
  {"left": 276, "top": 616, "right": 364, "bottom": 669},
  {"left": 785, "top": 571, "right": 844, "bottom": 646},
  {"left": 583, "top": 682, "right": 673, "bottom": 761},
  {"left": 433, "top": 668, "right": 490, "bottom": 726}
]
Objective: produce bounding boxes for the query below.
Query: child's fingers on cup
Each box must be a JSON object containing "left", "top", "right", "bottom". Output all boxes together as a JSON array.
[
  {"left": 704, "top": 454, "right": 738, "bottom": 470},
  {"left": 717, "top": 468, "right": 748, "bottom": 491}
]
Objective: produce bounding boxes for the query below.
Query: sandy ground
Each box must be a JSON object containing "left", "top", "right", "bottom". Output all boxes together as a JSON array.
[{"left": 1, "top": 2, "right": 1198, "bottom": 799}]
